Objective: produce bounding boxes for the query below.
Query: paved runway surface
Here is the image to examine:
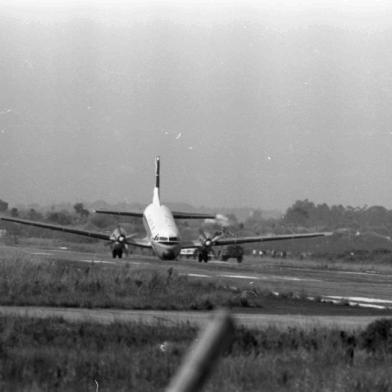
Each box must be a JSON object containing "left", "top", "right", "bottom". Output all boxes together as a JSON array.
[{"left": 0, "top": 305, "right": 386, "bottom": 329}]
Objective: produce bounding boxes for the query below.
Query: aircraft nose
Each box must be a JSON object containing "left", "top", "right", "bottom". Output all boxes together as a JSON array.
[
  {"left": 161, "top": 245, "right": 180, "bottom": 260},
  {"left": 162, "top": 250, "right": 176, "bottom": 260}
]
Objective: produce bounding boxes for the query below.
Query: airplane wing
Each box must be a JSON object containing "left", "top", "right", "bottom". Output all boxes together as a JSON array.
[
  {"left": 94, "top": 209, "right": 215, "bottom": 219},
  {"left": 211, "top": 232, "right": 333, "bottom": 246},
  {"left": 94, "top": 210, "right": 144, "bottom": 217},
  {"left": 180, "top": 232, "right": 332, "bottom": 249},
  {"left": 1, "top": 217, "right": 111, "bottom": 241},
  {"left": 172, "top": 212, "right": 216, "bottom": 219}
]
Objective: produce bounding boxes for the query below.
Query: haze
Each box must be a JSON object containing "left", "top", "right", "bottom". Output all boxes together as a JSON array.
[{"left": 1, "top": 0, "right": 392, "bottom": 210}]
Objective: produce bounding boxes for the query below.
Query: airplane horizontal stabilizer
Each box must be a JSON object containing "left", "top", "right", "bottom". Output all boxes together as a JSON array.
[
  {"left": 94, "top": 210, "right": 216, "bottom": 219},
  {"left": 94, "top": 210, "right": 144, "bottom": 218},
  {"left": 172, "top": 211, "right": 216, "bottom": 219}
]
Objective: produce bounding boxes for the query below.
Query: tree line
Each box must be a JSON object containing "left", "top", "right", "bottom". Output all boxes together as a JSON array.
[
  {"left": 283, "top": 199, "right": 392, "bottom": 234},
  {"left": 2, "top": 197, "right": 392, "bottom": 238}
]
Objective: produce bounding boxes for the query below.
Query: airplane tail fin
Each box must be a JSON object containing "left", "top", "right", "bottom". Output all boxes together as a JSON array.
[{"left": 153, "top": 156, "right": 160, "bottom": 205}]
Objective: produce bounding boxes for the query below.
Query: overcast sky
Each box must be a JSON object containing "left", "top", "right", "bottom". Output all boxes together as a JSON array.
[{"left": 1, "top": 0, "right": 392, "bottom": 210}]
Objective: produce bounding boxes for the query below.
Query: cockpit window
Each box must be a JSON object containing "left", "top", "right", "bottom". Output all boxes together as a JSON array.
[{"left": 156, "top": 236, "right": 178, "bottom": 243}]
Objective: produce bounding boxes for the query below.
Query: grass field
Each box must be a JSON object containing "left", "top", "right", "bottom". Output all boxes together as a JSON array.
[
  {"left": 1, "top": 239, "right": 392, "bottom": 390},
  {"left": 0, "top": 315, "right": 392, "bottom": 391}
]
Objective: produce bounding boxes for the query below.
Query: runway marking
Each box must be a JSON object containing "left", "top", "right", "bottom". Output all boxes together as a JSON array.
[
  {"left": 352, "top": 303, "right": 386, "bottom": 310},
  {"left": 321, "top": 295, "right": 392, "bottom": 310},
  {"left": 275, "top": 276, "right": 303, "bottom": 281},
  {"left": 325, "top": 295, "right": 392, "bottom": 304},
  {"left": 79, "top": 259, "right": 117, "bottom": 265},
  {"left": 218, "top": 273, "right": 320, "bottom": 282},
  {"left": 32, "top": 252, "right": 53, "bottom": 256},
  {"left": 335, "top": 270, "right": 379, "bottom": 276},
  {"left": 321, "top": 298, "right": 385, "bottom": 309},
  {"left": 187, "top": 273, "right": 211, "bottom": 278},
  {"left": 219, "top": 274, "right": 258, "bottom": 280}
]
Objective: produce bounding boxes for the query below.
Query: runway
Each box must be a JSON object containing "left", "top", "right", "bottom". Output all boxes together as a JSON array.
[
  {"left": 0, "top": 305, "right": 386, "bottom": 330},
  {"left": 18, "top": 244, "right": 392, "bottom": 304},
  {"left": 3, "top": 242, "right": 392, "bottom": 321}
]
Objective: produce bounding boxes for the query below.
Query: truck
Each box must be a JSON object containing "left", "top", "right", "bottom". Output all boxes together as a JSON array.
[
  {"left": 219, "top": 245, "right": 244, "bottom": 263},
  {"left": 180, "top": 248, "right": 197, "bottom": 259}
]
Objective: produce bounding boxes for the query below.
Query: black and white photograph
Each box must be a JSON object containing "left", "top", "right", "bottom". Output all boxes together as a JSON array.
[{"left": 1, "top": 0, "right": 392, "bottom": 390}]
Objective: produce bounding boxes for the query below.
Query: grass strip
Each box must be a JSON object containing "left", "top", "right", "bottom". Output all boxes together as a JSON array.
[{"left": 0, "top": 316, "right": 392, "bottom": 391}]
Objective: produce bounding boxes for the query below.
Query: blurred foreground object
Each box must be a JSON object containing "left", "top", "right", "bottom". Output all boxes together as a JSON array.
[{"left": 166, "top": 309, "right": 235, "bottom": 392}]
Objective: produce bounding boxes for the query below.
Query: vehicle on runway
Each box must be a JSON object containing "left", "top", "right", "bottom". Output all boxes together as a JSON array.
[
  {"left": 180, "top": 248, "right": 198, "bottom": 259},
  {"left": 219, "top": 245, "right": 244, "bottom": 263},
  {"left": 1, "top": 157, "right": 333, "bottom": 260}
]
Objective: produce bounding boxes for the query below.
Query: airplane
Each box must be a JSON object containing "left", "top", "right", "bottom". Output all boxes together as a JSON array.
[{"left": 1, "top": 156, "right": 333, "bottom": 261}]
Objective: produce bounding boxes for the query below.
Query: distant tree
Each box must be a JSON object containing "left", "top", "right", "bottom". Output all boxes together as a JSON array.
[
  {"left": 284, "top": 200, "right": 315, "bottom": 226},
  {"left": 73, "top": 202, "right": 90, "bottom": 219},
  {"left": 0, "top": 199, "right": 8, "bottom": 212},
  {"left": 313, "top": 203, "right": 330, "bottom": 226},
  {"left": 225, "top": 213, "right": 239, "bottom": 226},
  {"left": 47, "top": 211, "right": 73, "bottom": 225},
  {"left": 10, "top": 207, "right": 18, "bottom": 217},
  {"left": 26, "top": 208, "right": 43, "bottom": 221},
  {"left": 330, "top": 204, "right": 346, "bottom": 227},
  {"left": 244, "top": 210, "right": 265, "bottom": 233},
  {"left": 90, "top": 213, "right": 117, "bottom": 229},
  {"left": 360, "top": 206, "right": 388, "bottom": 227}
]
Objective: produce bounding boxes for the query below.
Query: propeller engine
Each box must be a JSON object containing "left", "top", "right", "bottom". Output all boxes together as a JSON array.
[
  {"left": 198, "top": 230, "right": 223, "bottom": 262},
  {"left": 108, "top": 228, "right": 129, "bottom": 258}
]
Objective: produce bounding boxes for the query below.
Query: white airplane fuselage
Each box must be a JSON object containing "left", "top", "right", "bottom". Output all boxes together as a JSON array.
[
  {"left": 143, "top": 197, "right": 181, "bottom": 260},
  {"left": 141, "top": 157, "right": 182, "bottom": 260}
]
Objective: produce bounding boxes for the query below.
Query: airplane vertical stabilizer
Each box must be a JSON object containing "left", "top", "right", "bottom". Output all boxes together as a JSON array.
[{"left": 153, "top": 156, "right": 161, "bottom": 205}]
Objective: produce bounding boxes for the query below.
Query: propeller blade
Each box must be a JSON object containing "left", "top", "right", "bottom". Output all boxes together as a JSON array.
[
  {"left": 199, "top": 229, "right": 208, "bottom": 240},
  {"left": 211, "top": 231, "right": 223, "bottom": 242},
  {"left": 198, "top": 229, "right": 223, "bottom": 249}
]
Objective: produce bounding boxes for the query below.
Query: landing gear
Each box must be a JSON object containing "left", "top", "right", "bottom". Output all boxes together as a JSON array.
[
  {"left": 198, "top": 251, "right": 209, "bottom": 263},
  {"left": 112, "top": 249, "right": 123, "bottom": 258}
]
